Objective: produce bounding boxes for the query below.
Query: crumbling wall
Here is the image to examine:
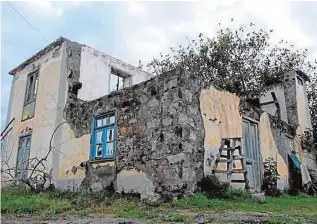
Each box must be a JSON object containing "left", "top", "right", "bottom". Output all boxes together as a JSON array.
[
  {"left": 59, "top": 40, "right": 313, "bottom": 197},
  {"left": 63, "top": 65, "right": 205, "bottom": 199},
  {"left": 260, "top": 113, "right": 290, "bottom": 190},
  {"left": 200, "top": 86, "right": 242, "bottom": 178},
  {"left": 284, "top": 71, "right": 299, "bottom": 128},
  {"left": 78, "top": 46, "right": 151, "bottom": 101}
]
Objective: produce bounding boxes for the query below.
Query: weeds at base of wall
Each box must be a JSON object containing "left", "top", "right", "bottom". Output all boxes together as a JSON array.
[
  {"left": 2, "top": 185, "right": 317, "bottom": 223},
  {"left": 262, "top": 158, "right": 282, "bottom": 197},
  {"left": 199, "top": 175, "right": 252, "bottom": 200}
]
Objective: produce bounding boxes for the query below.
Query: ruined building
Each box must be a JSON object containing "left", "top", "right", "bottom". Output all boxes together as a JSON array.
[{"left": 1, "top": 37, "right": 316, "bottom": 200}]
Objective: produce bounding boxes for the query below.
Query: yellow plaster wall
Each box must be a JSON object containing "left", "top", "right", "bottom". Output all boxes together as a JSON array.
[
  {"left": 57, "top": 125, "right": 90, "bottom": 180},
  {"left": 294, "top": 126, "right": 316, "bottom": 170},
  {"left": 296, "top": 83, "right": 316, "bottom": 170},
  {"left": 259, "top": 113, "right": 288, "bottom": 189},
  {"left": 92, "top": 161, "right": 115, "bottom": 169},
  {"left": 3, "top": 44, "right": 65, "bottom": 177},
  {"left": 200, "top": 86, "right": 242, "bottom": 176}
]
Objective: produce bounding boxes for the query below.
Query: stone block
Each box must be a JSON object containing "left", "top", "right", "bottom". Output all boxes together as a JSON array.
[{"left": 251, "top": 193, "right": 265, "bottom": 203}]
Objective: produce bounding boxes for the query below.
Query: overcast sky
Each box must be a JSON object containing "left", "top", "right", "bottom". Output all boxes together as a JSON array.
[{"left": 1, "top": 1, "right": 317, "bottom": 130}]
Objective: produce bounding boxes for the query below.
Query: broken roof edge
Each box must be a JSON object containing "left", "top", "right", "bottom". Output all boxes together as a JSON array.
[
  {"left": 9, "top": 37, "right": 151, "bottom": 78},
  {"left": 9, "top": 37, "right": 69, "bottom": 75},
  {"left": 296, "top": 70, "right": 310, "bottom": 82},
  {"left": 80, "top": 44, "right": 152, "bottom": 78}
]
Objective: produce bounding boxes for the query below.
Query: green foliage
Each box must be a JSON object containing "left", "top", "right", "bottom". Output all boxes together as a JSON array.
[
  {"left": 1, "top": 185, "right": 29, "bottom": 196},
  {"left": 115, "top": 201, "right": 141, "bottom": 218},
  {"left": 2, "top": 186, "right": 317, "bottom": 222},
  {"left": 146, "top": 20, "right": 317, "bottom": 151},
  {"left": 200, "top": 175, "right": 251, "bottom": 200},
  {"left": 146, "top": 21, "right": 316, "bottom": 99},
  {"left": 269, "top": 216, "right": 303, "bottom": 224},
  {"left": 205, "top": 215, "right": 214, "bottom": 223},
  {"left": 307, "top": 75, "right": 317, "bottom": 152},
  {"left": 228, "top": 188, "right": 251, "bottom": 200},
  {"left": 200, "top": 175, "right": 230, "bottom": 199},
  {"left": 167, "top": 213, "right": 186, "bottom": 222},
  {"left": 1, "top": 188, "right": 72, "bottom": 214},
  {"left": 262, "top": 157, "right": 281, "bottom": 197}
]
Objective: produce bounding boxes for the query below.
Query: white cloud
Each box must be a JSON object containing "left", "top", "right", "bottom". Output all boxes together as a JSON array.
[
  {"left": 22, "top": 1, "right": 63, "bottom": 17},
  {"left": 20, "top": 1, "right": 88, "bottom": 18},
  {"left": 127, "top": 1, "right": 146, "bottom": 15},
  {"left": 115, "top": 1, "right": 316, "bottom": 70},
  {"left": 243, "top": 1, "right": 314, "bottom": 48}
]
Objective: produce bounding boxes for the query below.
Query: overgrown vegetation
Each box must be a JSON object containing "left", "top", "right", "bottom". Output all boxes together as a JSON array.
[
  {"left": 307, "top": 75, "right": 317, "bottom": 152},
  {"left": 200, "top": 175, "right": 251, "bottom": 199},
  {"left": 262, "top": 157, "right": 281, "bottom": 197},
  {"left": 2, "top": 185, "right": 317, "bottom": 222},
  {"left": 145, "top": 21, "right": 316, "bottom": 98},
  {"left": 144, "top": 20, "right": 317, "bottom": 151}
]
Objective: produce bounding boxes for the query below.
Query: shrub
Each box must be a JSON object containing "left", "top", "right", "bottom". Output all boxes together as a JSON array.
[
  {"left": 199, "top": 175, "right": 230, "bottom": 199},
  {"left": 168, "top": 213, "right": 186, "bottom": 222},
  {"left": 262, "top": 158, "right": 281, "bottom": 197}
]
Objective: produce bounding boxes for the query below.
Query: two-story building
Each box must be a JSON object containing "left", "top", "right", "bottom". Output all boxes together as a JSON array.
[{"left": 1, "top": 37, "right": 316, "bottom": 200}]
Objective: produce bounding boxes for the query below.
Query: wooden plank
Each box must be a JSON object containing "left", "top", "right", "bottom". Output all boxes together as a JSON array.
[
  {"left": 233, "top": 155, "right": 245, "bottom": 160},
  {"left": 214, "top": 169, "right": 246, "bottom": 174},
  {"left": 217, "top": 159, "right": 232, "bottom": 163},
  {"left": 227, "top": 147, "right": 233, "bottom": 184},
  {"left": 220, "top": 147, "right": 235, "bottom": 151},
  {"left": 231, "top": 179, "right": 246, "bottom": 183}
]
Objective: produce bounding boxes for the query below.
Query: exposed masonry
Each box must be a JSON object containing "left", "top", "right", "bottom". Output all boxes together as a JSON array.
[
  {"left": 65, "top": 69, "right": 206, "bottom": 199},
  {"left": 63, "top": 40, "right": 301, "bottom": 199},
  {"left": 65, "top": 41, "right": 206, "bottom": 198},
  {"left": 284, "top": 71, "right": 299, "bottom": 129}
]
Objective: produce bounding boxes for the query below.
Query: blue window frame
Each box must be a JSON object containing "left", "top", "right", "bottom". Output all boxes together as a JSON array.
[{"left": 90, "top": 114, "right": 116, "bottom": 160}]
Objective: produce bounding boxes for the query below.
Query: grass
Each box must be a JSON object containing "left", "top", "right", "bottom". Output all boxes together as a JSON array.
[
  {"left": 167, "top": 213, "right": 186, "bottom": 222},
  {"left": 268, "top": 216, "right": 301, "bottom": 224},
  {"left": 1, "top": 186, "right": 72, "bottom": 215},
  {"left": 1, "top": 185, "right": 317, "bottom": 222}
]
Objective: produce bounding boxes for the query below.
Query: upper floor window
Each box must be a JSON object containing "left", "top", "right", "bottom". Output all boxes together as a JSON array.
[
  {"left": 109, "top": 68, "right": 131, "bottom": 93},
  {"left": 22, "top": 71, "right": 39, "bottom": 121},
  {"left": 25, "top": 71, "right": 39, "bottom": 105},
  {"left": 90, "top": 114, "right": 116, "bottom": 160}
]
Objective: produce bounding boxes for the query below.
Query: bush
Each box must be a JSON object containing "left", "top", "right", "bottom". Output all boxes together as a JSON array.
[
  {"left": 199, "top": 175, "right": 251, "bottom": 200},
  {"left": 167, "top": 213, "right": 186, "bottom": 222},
  {"left": 199, "top": 175, "right": 230, "bottom": 199},
  {"left": 228, "top": 188, "right": 251, "bottom": 200},
  {"left": 262, "top": 158, "right": 281, "bottom": 197}
]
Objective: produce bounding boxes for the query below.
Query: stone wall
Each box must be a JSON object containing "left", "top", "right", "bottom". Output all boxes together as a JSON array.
[
  {"left": 64, "top": 68, "right": 205, "bottom": 199},
  {"left": 61, "top": 39, "right": 315, "bottom": 197}
]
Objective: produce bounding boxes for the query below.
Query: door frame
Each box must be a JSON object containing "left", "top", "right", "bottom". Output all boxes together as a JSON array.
[
  {"left": 242, "top": 116, "right": 263, "bottom": 190},
  {"left": 15, "top": 134, "right": 32, "bottom": 180}
]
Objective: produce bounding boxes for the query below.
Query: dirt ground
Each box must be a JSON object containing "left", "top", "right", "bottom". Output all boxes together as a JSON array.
[{"left": 0, "top": 211, "right": 287, "bottom": 224}]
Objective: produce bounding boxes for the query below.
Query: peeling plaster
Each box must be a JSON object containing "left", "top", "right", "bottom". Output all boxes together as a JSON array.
[
  {"left": 200, "top": 85, "right": 242, "bottom": 176},
  {"left": 116, "top": 169, "right": 159, "bottom": 201},
  {"left": 260, "top": 113, "right": 288, "bottom": 190}
]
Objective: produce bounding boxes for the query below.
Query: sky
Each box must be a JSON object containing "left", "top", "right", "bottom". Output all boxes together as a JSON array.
[{"left": 1, "top": 1, "right": 317, "bottom": 131}]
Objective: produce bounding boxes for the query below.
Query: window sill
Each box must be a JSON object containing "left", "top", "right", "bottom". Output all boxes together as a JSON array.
[
  {"left": 21, "top": 116, "right": 34, "bottom": 122},
  {"left": 88, "top": 158, "right": 115, "bottom": 164}
]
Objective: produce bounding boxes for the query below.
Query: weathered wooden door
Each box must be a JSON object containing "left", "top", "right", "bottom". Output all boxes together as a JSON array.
[
  {"left": 16, "top": 135, "right": 31, "bottom": 180},
  {"left": 242, "top": 118, "right": 261, "bottom": 189}
]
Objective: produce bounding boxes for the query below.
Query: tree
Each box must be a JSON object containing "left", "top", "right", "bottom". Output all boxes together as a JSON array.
[
  {"left": 146, "top": 22, "right": 316, "bottom": 98},
  {"left": 307, "top": 73, "right": 317, "bottom": 151},
  {"left": 146, "top": 21, "right": 317, "bottom": 149}
]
